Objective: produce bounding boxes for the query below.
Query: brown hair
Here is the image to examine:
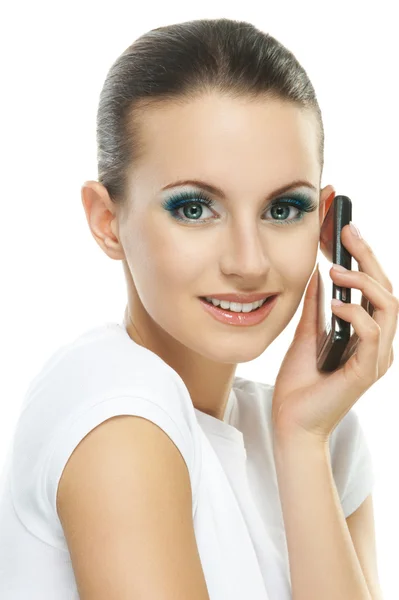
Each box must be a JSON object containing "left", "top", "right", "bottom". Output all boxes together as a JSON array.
[{"left": 96, "top": 17, "right": 324, "bottom": 205}]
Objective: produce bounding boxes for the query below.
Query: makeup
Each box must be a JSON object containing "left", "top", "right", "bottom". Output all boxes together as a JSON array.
[
  {"left": 198, "top": 294, "right": 279, "bottom": 326},
  {"left": 161, "top": 189, "right": 318, "bottom": 225}
]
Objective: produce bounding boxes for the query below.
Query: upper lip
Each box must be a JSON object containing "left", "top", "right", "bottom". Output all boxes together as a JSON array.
[{"left": 201, "top": 292, "right": 279, "bottom": 303}]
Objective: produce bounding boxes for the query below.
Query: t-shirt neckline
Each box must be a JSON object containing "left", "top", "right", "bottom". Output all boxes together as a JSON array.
[
  {"left": 193, "top": 389, "right": 245, "bottom": 447},
  {"left": 113, "top": 320, "right": 245, "bottom": 446}
]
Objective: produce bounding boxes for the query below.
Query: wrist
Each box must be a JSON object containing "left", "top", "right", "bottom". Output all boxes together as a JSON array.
[{"left": 272, "top": 427, "right": 330, "bottom": 459}]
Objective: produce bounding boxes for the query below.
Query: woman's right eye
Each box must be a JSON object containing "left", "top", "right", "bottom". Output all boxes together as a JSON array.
[{"left": 161, "top": 191, "right": 216, "bottom": 223}]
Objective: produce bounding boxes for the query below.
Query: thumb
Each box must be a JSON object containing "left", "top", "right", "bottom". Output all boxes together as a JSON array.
[{"left": 294, "top": 263, "right": 320, "bottom": 339}]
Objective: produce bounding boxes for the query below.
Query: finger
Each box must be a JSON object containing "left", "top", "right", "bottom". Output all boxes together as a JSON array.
[
  {"left": 361, "top": 292, "right": 374, "bottom": 317},
  {"left": 340, "top": 224, "right": 394, "bottom": 294},
  {"left": 331, "top": 300, "right": 380, "bottom": 384},
  {"left": 331, "top": 266, "right": 399, "bottom": 372}
]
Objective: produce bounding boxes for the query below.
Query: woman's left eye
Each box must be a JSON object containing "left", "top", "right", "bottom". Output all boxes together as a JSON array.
[{"left": 161, "top": 190, "right": 318, "bottom": 225}]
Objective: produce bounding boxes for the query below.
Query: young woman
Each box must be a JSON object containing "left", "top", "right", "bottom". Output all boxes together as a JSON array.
[{"left": 0, "top": 17, "right": 396, "bottom": 600}]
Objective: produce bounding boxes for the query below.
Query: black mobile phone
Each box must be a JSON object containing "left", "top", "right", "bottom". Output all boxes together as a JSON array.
[{"left": 316, "top": 195, "right": 373, "bottom": 372}]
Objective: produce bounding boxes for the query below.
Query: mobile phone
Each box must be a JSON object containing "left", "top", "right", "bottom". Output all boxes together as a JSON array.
[{"left": 316, "top": 195, "right": 373, "bottom": 372}]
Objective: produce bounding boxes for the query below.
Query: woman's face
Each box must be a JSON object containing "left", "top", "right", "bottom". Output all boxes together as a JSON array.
[{"left": 113, "top": 94, "right": 334, "bottom": 364}]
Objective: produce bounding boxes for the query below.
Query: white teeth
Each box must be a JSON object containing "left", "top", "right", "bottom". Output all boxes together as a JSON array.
[{"left": 204, "top": 297, "right": 268, "bottom": 312}]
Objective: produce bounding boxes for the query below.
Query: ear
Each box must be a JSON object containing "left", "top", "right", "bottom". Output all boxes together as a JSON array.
[
  {"left": 319, "top": 185, "right": 336, "bottom": 228},
  {"left": 319, "top": 185, "right": 336, "bottom": 261}
]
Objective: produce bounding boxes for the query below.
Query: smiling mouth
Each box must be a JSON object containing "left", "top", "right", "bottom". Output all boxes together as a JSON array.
[{"left": 199, "top": 295, "right": 275, "bottom": 312}]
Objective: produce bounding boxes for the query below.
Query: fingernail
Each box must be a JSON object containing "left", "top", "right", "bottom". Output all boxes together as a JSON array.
[
  {"left": 332, "top": 263, "right": 348, "bottom": 273},
  {"left": 331, "top": 298, "right": 344, "bottom": 306},
  {"left": 349, "top": 221, "right": 362, "bottom": 238}
]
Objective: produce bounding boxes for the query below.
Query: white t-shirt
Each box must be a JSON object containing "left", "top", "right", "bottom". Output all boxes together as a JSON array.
[{"left": 0, "top": 322, "right": 375, "bottom": 599}]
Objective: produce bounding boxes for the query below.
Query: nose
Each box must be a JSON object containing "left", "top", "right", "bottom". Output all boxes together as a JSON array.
[{"left": 220, "top": 224, "right": 271, "bottom": 281}]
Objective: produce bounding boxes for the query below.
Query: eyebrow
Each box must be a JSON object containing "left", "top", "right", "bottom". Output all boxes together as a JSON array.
[{"left": 161, "top": 178, "right": 318, "bottom": 201}]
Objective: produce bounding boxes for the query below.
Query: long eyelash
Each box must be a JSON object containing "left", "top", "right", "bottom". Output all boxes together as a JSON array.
[
  {"left": 161, "top": 190, "right": 318, "bottom": 225},
  {"left": 161, "top": 190, "right": 214, "bottom": 217}
]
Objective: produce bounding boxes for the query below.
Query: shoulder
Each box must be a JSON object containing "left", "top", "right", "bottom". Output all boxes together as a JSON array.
[{"left": 10, "top": 322, "right": 202, "bottom": 547}]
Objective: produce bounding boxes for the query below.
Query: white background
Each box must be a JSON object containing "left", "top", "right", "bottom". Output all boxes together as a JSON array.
[{"left": 0, "top": 1, "right": 398, "bottom": 597}]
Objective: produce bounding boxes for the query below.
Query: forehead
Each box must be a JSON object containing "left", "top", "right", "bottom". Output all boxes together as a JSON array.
[{"left": 131, "top": 94, "right": 320, "bottom": 194}]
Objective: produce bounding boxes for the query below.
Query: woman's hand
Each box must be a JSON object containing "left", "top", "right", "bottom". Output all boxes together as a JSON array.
[{"left": 272, "top": 223, "right": 399, "bottom": 444}]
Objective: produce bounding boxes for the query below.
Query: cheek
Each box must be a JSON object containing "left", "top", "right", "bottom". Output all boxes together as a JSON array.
[
  {"left": 274, "top": 234, "right": 318, "bottom": 289},
  {"left": 130, "top": 223, "right": 205, "bottom": 292}
]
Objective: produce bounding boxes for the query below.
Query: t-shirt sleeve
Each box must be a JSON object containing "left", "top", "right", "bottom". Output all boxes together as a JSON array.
[
  {"left": 329, "top": 408, "right": 375, "bottom": 518},
  {"left": 10, "top": 392, "right": 200, "bottom": 551}
]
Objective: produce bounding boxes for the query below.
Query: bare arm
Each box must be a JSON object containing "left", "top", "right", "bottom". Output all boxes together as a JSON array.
[
  {"left": 57, "top": 414, "right": 210, "bottom": 600},
  {"left": 273, "top": 432, "right": 372, "bottom": 600}
]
